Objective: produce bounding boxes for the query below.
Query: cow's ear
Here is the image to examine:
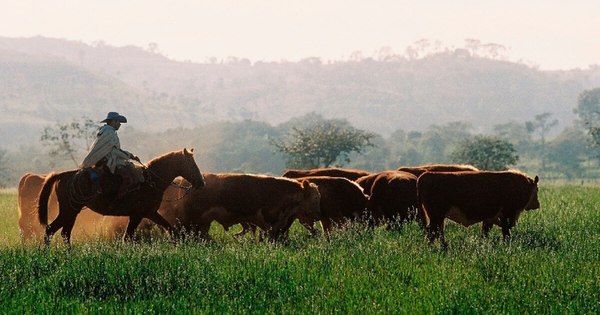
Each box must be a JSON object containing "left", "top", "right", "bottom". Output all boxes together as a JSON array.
[
  {"left": 301, "top": 179, "right": 310, "bottom": 189},
  {"left": 534, "top": 175, "right": 539, "bottom": 184}
]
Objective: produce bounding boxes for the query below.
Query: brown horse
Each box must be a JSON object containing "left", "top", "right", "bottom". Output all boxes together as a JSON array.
[{"left": 37, "top": 148, "right": 205, "bottom": 245}]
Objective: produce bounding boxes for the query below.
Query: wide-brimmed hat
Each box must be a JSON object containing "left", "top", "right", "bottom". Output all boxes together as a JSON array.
[{"left": 100, "top": 112, "right": 127, "bottom": 123}]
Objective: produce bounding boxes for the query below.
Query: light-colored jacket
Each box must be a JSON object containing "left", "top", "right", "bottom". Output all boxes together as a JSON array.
[{"left": 80, "top": 125, "right": 132, "bottom": 173}]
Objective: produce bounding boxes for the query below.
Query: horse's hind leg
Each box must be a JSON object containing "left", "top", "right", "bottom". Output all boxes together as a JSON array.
[
  {"left": 44, "top": 214, "right": 67, "bottom": 246},
  {"left": 60, "top": 213, "right": 79, "bottom": 245},
  {"left": 123, "top": 215, "right": 143, "bottom": 243}
]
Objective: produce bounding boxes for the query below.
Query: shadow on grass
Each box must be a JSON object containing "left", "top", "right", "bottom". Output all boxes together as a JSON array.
[{"left": 512, "top": 228, "right": 562, "bottom": 251}]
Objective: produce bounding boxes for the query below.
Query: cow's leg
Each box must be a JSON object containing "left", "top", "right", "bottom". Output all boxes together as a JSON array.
[
  {"left": 268, "top": 218, "right": 294, "bottom": 242},
  {"left": 426, "top": 214, "right": 445, "bottom": 247},
  {"left": 416, "top": 205, "right": 429, "bottom": 232},
  {"left": 145, "top": 212, "right": 175, "bottom": 240},
  {"left": 423, "top": 205, "right": 438, "bottom": 244},
  {"left": 439, "top": 223, "right": 448, "bottom": 249},
  {"left": 482, "top": 221, "right": 493, "bottom": 238},
  {"left": 321, "top": 219, "right": 334, "bottom": 238},
  {"left": 501, "top": 217, "right": 512, "bottom": 241},
  {"left": 234, "top": 222, "right": 256, "bottom": 238},
  {"left": 196, "top": 223, "right": 211, "bottom": 241},
  {"left": 299, "top": 219, "right": 319, "bottom": 237},
  {"left": 123, "top": 215, "right": 143, "bottom": 243}
]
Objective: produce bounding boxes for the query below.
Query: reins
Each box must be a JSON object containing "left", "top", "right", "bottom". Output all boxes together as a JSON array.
[{"left": 132, "top": 158, "right": 195, "bottom": 202}]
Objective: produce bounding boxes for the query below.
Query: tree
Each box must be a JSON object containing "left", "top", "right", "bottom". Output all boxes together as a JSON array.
[
  {"left": 271, "top": 119, "right": 376, "bottom": 169},
  {"left": 422, "top": 122, "right": 473, "bottom": 162},
  {"left": 0, "top": 149, "right": 8, "bottom": 187},
  {"left": 451, "top": 136, "right": 518, "bottom": 171},
  {"left": 526, "top": 112, "right": 559, "bottom": 170},
  {"left": 546, "top": 127, "right": 589, "bottom": 179},
  {"left": 40, "top": 116, "right": 98, "bottom": 167},
  {"left": 575, "top": 88, "right": 600, "bottom": 149}
]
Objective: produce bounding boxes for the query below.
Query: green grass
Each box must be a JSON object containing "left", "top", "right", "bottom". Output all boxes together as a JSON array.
[{"left": 0, "top": 186, "right": 598, "bottom": 314}]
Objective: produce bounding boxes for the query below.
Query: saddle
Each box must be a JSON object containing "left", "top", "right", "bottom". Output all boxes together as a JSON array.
[{"left": 91, "top": 159, "right": 148, "bottom": 200}]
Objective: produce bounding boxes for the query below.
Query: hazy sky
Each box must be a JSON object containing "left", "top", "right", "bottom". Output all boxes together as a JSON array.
[{"left": 1, "top": 0, "right": 598, "bottom": 70}]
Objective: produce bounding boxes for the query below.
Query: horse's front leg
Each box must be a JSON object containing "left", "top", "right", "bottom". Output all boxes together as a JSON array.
[{"left": 123, "top": 215, "right": 143, "bottom": 243}]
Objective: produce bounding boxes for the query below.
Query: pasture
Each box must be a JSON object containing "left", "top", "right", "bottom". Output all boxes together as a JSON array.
[{"left": 0, "top": 185, "right": 598, "bottom": 314}]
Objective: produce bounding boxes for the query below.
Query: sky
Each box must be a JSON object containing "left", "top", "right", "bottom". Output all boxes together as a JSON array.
[{"left": 1, "top": 0, "right": 599, "bottom": 70}]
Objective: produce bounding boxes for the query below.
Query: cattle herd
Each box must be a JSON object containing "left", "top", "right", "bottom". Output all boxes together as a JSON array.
[{"left": 19, "top": 163, "right": 541, "bottom": 248}]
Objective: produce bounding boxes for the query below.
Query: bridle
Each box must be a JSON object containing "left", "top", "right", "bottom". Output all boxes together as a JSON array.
[{"left": 132, "top": 154, "right": 200, "bottom": 201}]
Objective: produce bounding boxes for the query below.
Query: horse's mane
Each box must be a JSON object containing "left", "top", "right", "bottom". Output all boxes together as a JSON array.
[{"left": 146, "top": 149, "right": 184, "bottom": 168}]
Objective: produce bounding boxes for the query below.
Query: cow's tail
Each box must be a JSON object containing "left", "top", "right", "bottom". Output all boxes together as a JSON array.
[{"left": 37, "top": 172, "right": 61, "bottom": 226}]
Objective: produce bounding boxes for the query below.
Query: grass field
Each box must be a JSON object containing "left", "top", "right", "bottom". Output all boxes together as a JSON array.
[{"left": 0, "top": 186, "right": 598, "bottom": 314}]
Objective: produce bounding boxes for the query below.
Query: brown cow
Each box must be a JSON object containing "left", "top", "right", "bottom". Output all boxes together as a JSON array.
[
  {"left": 159, "top": 173, "right": 321, "bottom": 241},
  {"left": 356, "top": 171, "right": 419, "bottom": 229},
  {"left": 417, "top": 170, "right": 540, "bottom": 247},
  {"left": 237, "top": 175, "right": 369, "bottom": 237},
  {"left": 291, "top": 176, "right": 368, "bottom": 235},
  {"left": 282, "top": 167, "right": 371, "bottom": 181},
  {"left": 18, "top": 173, "right": 158, "bottom": 243},
  {"left": 398, "top": 164, "right": 479, "bottom": 177}
]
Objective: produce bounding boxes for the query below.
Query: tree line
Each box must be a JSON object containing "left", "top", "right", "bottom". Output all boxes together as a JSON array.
[{"left": 1, "top": 88, "right": 600, "bottom": 188}]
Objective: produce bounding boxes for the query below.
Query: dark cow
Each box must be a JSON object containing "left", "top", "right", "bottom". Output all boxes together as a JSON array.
[
  {"left": 356, "top": 171, "right": 420, "bottom": 229},
  {"left": 417, "top": 170, "right": 540, "bottom": 247},
  {"left": 282, "top": 167, "right": 371, "bottom": 181},
  {"left": 398, "top": 164, "right": 479, "bottom": 177},
  {"left": 292, "top": 176, "right": 368, "bottom": 236},
  {"left": 158, "top": 173, "right": 321, "bottom": 241}
]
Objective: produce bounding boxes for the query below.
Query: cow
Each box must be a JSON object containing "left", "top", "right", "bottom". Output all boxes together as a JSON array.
[
  {"left": 397, "top": 164, "right": 479, "bottom": 177},
  {"left": 290, "top": 176, "right": 368, "bottom": 236},
  {"left": 282, "top": 167, "right": 371, "bottom": 181},
  {"left": 417, "top": 170, "right": 540, "bottom": 247},
  {"left": 158, "top": 173, "right": 321, "bottom": 241},
  {"left": 235, "top": 175, "right": 369, "bottom": 237},
  {"left": 356, "top": 171, "right": 420, "bottom": 229}
]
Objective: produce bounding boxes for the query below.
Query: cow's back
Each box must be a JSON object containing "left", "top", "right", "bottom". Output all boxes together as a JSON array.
[
  {"left": 399, "top": 164, "right": 479, "bottom": 177},
  {"left": 283, "top": 168, "right": 371, "bottom": 181}
]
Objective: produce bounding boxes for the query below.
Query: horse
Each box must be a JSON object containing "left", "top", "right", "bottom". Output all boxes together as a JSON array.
[{"left": 37, "top": 148, "right": 206, "bottom": 245}]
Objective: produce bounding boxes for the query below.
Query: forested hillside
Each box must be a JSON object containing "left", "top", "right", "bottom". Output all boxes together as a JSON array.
[{"left": 1, "top": 36, "right": 600, "bottom": 150}]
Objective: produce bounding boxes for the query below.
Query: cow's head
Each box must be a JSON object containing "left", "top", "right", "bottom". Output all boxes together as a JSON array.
[
  {"left": 525, "top": 175, "right": 540, "bottom": 210},
  {"left": 293, "top": 180, "right": 321, "bottom": 221}
]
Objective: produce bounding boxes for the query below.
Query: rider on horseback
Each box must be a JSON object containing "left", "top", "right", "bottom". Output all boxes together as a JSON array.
[{"left": 80, "top": 112, "right": 144, "bottom": 201}]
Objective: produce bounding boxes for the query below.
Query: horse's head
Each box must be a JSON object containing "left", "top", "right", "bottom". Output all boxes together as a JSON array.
[{"left": 180, "top": 148, "right": 206, "bottom": 189}]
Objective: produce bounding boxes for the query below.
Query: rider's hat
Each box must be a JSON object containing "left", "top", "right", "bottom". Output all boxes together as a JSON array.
[{"left": 100, "top": 112, "right": 127, "bottom": 123}]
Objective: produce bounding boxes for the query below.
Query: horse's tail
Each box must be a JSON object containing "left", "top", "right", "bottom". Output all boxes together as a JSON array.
[{"left": 37, "top": 171, "right": 71, "bottom": 226}]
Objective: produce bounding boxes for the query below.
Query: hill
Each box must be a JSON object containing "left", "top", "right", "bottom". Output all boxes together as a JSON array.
[{"left": 1, "top": 36, "right": 599, "bottom": 150}]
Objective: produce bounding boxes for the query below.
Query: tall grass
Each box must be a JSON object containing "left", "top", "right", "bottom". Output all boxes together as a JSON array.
[{"left": 0, "top": 186, "right": 598, "bottom": 314}]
